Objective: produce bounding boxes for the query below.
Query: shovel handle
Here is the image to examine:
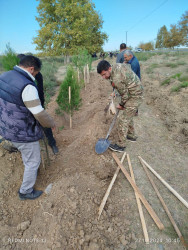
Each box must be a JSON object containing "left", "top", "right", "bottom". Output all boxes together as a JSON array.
[{"left": 105, "top": 109, "right": 119, "bottom": 139}]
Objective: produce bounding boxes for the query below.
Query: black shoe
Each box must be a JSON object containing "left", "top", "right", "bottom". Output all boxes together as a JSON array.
[
  {"left": 109, "top": 144, "right": 125, "bottom": 152},
  {"left": 2, "top": 144, "right": 18, "bottom": 152},
  {"left": 18, "top": 190, "right": 43, "bottom": 200},
  {"left": 126, "top": 135, "right": 137, "bottom": 141},
  {"left": 51, "top": 145, "right": 59, "bottom": 154}
]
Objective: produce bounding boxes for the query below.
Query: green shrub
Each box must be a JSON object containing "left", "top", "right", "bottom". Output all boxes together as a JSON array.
[
  {"left": 171, "top": 82, "right": 188, "bottom": 92},
  {"left": 2, "top": 44, "right": 19, "bottom": 71},
  {"left": 161, "top": 78, "right": 171, "bottom": 85},
  {"left": 56, "top": 66, "right": 81, "bottom": 114}
]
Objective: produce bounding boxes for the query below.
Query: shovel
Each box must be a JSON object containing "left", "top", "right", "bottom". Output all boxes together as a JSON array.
[{"left": 95, "top": 109, "right": 119, "bottom": 154}]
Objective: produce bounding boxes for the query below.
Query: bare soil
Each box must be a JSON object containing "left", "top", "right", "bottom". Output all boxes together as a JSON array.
[{"left": 0, "top": 54, "right": 188, "bottom": 250}]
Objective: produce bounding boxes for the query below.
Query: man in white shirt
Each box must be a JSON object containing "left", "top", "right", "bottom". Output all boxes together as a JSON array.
[{"left": 0, "top": 55, "right": 55, "bottom": 200}]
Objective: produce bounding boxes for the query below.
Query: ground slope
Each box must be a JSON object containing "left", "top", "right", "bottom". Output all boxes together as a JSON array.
[{"left": 0, "top": 55, "right": 187, "bottom": 250}]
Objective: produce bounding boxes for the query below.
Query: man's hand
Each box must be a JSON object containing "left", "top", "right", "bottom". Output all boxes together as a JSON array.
[
  {"left": 116, "top": 104, "right": 125, "bottom": 110},
  {"left": 52, "top": 124, "right": 56, "bottom": 132},
  {"left": 111, "top": 82, "right": 115, "bottom": 88}
]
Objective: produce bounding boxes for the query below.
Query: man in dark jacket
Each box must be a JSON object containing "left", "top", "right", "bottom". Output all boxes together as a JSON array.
[
  {"left": 17, "top": 54, "right": 58, "bottom": 154},
  {"left": 124, "top": 50, "right": 141, "bottom": 79},
  {"left": 0, "top": 55, "right": 55, "bottom": 200},
  {"left": 116, "top": 43, "right": 127, "bottom": 63}
]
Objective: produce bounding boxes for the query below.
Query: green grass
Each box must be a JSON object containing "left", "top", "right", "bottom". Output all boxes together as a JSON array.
[
  {"left": 145, "top": 67, "right": 153, "bottom": 74},
  {"left": 179, "top": 75, "right": 188, "bottom": 82},
  {"left": 161, "top": 72, "right": 188, "bottom": 89},
  {"left": 0, "top": 56, "right": 4, "bottom": 74},
  {"left": 171, "top": 81, "right": 188, "bottom": 92},
  {"left": 41, "top": 56, "right": 66, "bottom": 105},
  {"left": 151, "top": 63, "right": 160, "bottom": 69},
  {"left": 171, "top": 73, "right": 182, "bottom": 79},
  {"left": 135, "top": 52, "right": 155, "bottom": 61},
  {"left": 59, "top": 125, "right": 64, "bottom": 131},
  {"left": 178, "top": 61, "right": 186, "bottom": 65},
  {"left": 165, "top": 63, "right": 178, "bottom": 68},
  {"left": 145, "top": 63, "right": 160, "bottom": 74},
  {"left": 55, "top": 107, "right": 64, "bottom": 116},
  {"left": 161, "top": 78, "right": 171, "bottom": 85}
]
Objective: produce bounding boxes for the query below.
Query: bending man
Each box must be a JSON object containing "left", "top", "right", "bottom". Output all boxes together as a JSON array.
[
  {"left": 0, "top": 56, "right": 55, "bottom": 200},
  {"left": 97, "top": 60, "right": 143, "bottom": 151}
]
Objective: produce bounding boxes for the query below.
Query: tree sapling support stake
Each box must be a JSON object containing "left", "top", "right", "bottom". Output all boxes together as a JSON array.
[
  {"left": 127, "top": 154, "right": 149, "bottom": 244},
  {"left": 69, "top": 86, "right": 72, "bottom": 128},
  {"left": 138, "top": 156, "right": 188, "bottom": 209},
  {"left": 112, "top": 153, "right": 164, "bottom": 230},
  {"left": 87, "top": 64, "right": 89, "bottom": 84},
  {"left": 98, "top": 152, "right": 126, "bottom": 220},
  {"left": 139, "top": 157, "right": 187, "bottom": 248}
]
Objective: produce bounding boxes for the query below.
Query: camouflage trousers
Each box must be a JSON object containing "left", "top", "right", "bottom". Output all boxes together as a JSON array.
[{"left": 118, "top": 106, "right": 138, "bottom": 143}]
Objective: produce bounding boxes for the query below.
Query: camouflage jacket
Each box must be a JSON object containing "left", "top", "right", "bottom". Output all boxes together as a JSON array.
[{"left": 110, "top": 63, "right": 143, "bottom": 107}]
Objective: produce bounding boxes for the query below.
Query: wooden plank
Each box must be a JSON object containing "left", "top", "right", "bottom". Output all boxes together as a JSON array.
[
  {"left": 112, "top": 153, "right": 164, "bottom": 230},
  {"left": 138, "top": 156, "right": 188, "bottom": 209},
  {"left": 139, "top": 157, "right": 187, "bottom": 248},
  {"left": 127, "top": 154, "right": 149, "bottom": 244},
  {"left": 98, "top": 152, "right": 127, "bottom": 220}
]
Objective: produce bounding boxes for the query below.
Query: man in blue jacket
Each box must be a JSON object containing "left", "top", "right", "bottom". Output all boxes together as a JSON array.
[
  {"left": 124, "top": 50, "right": 141, "bottom": 117},
  {"left": 123, "top": 50, "right": 141, "bottom": 79},
  {"left": 0, "top": 55, "right": 55, "bottom": 200}
]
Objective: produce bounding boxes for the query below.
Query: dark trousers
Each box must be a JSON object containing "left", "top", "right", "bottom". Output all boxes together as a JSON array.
[{"left": 43, "top": 128, "right": 56, "bottom": 147}]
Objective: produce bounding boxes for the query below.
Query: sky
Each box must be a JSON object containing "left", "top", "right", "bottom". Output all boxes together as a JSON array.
[{"left": 0, "top": 0, "right": 187, "bottom": 54}]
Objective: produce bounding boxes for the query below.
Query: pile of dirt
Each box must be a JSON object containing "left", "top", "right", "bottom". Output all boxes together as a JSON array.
[{"left": 0, "top": 55, "right": 187, "bottom": 250}]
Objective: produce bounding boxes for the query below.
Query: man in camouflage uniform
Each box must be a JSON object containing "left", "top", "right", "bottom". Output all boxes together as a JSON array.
[{"left": 97, "top": 60, "right": 143, "bottom": 148}]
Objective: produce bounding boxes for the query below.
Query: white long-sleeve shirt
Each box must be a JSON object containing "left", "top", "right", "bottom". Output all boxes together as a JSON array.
[{"left": 16, "top": 66, "right": 55, "bottom": 128}]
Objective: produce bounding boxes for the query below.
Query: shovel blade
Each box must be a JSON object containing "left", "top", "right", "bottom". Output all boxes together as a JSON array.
[{"left": 95, "top": 138, "right": 111, "bottom": 154}]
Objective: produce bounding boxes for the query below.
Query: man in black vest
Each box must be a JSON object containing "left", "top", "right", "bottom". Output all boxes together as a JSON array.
[
  {"left": 0, "top": 55, "right": 55, "bottom": 200},
  {"left": 17, "top": 54, "right": 59, "bottom": 154}
]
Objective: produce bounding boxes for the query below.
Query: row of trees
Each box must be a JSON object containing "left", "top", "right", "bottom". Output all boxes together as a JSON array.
[
  {"left": 155, "top": 11, "right": 188, "bottom": 49},
  {"left": 34, "top": 0, "right": 108, "bottom": 56},
  {"left": 137, "top": 11, "right": 187, "bottom": 51},
  {"left": 138, "top": 41, "right": 154, "bottom": 51}
]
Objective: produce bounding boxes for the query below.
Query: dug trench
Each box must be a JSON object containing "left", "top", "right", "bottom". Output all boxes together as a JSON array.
[{"left": 0, "top": 56, "right": 187, "bottom": 250}]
